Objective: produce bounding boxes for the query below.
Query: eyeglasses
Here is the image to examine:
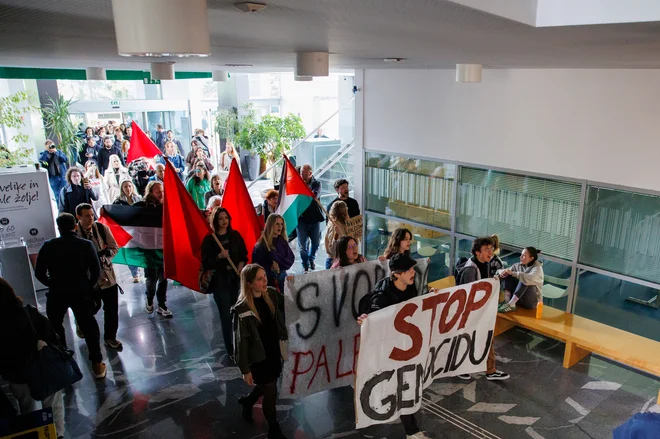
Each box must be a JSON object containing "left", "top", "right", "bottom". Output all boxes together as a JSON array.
[{"left": 347, "top": 244, "right": 358, "bottom": 250}]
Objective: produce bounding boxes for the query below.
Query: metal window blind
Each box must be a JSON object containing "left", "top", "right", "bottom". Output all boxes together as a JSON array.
[
  {"left": 456, "top": 167, "right": 581, "bottom": 260},
  {"left": 579, "top": 186, "right": 660, "bottom": 284}
]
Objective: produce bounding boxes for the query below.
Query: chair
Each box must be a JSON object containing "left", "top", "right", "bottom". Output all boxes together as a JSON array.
[{"left": 543, "top": 275, "right": 569, "bottom": 306}]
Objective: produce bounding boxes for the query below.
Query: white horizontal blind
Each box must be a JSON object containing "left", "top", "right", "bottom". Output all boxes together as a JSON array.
[{"left": 457, "top": 167, "right": 581, "bottom": 260}]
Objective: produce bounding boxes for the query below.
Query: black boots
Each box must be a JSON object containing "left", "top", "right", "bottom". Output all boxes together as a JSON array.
[
  {"left": 237, "top": 396, "right": 254, "bottom": 423},
  {"left": 268, "top": 423, "right": 287, "bottom": 439}
]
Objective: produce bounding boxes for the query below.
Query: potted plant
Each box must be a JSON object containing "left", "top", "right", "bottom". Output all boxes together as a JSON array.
[
  {"left": 252, "top": 113, "right": 305, "bottom": 182},
  {"left": 0, "top": 90, "right": 37, "bottom": 166},
  {"left": 215, "top": 103, "right": 262, "bottom": 180},
  {"left": 41, "top": 94, "right": 82, "bottom": 165}
]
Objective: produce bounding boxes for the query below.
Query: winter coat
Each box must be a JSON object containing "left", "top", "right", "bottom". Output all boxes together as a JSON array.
[
  {"left": 75, "top": 222, "right": 118, "bottom": 290},
  {"left": 39, "top": 150, "right": 68, "bottom": 178},
  {"left": 360, "top": 277, "right": 418, "bottom": 315},
  {"left": 97, "top": 146, "right": 125, "bottom": 176},
  {"left": 507, "top": 260, "right": 544, "bottom": 302},
  {"left": 231, "top": 287, "right": 287, "bottom": 374},
  {"left": 104, "top": 167, "right": 130, "bottom": 203},
  {"left": 251, "top": 237, "right": 295, "bottom": 285}
]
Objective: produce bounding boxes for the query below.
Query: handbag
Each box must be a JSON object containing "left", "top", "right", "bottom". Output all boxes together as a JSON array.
[
  {"left": 198, "top": 267, "right": 215, "bottom": 295},
  {"left": 23, "top": 307, "right": 83, "bottom": 401}
]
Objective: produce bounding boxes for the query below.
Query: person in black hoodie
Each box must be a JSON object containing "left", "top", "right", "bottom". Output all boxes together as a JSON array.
[
  {"left": 201, "top": 207, "right": 248, "bottom": 360},
  {"left": 356, "top": 254, "right": 431, "bottom": 439},
  {"left": 296, "top": 164, "right": 324, "bottom": 272},
  {"left": 97, "top": 135, "right": 125, "bottom": 176},
  {"left": 0, "top": 278, "right": 66, "bottom": 438},
  {"left": 454, "top": 236, "right": 509, "bottom": 381}
]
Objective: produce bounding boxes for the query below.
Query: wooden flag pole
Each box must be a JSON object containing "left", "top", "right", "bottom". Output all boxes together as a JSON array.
[
  {"left": 315, "top": 198, "right": 339, "bottom": 229},
  {"left": 212, "top": 233, "right": 240, "bottom": 275}
]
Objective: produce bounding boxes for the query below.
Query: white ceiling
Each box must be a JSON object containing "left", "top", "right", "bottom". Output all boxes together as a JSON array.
[{"left": 2, "top": 0, "right": 660, "bottom": 72}]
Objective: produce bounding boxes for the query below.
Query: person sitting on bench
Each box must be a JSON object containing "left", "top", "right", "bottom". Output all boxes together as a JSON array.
[{"left": 497, "top": 246, "right": 544, "bottom": 313}]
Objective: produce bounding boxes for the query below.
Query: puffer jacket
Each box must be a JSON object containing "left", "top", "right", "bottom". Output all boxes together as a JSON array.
[
  {"left": 507, "top": 260, "right": 544, "bottom": 302},
  {"left": 231, "top": 287, "right": 288, "bottom": 375}
]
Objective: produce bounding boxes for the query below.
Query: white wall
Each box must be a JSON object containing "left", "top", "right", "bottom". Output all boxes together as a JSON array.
[{"left": 363, "top": 69, "right": 660, "bottom": 192}]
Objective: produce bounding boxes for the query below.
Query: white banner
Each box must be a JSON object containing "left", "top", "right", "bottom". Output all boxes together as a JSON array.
[
  {"left": 354, "top": 279, "right": 499, "bottom": 429},
  {"left": 282, "top": 258, "right": 429, "bottom": 399},
  {"left": 0, "top": 168, "right": 56, "bottom": 255}
]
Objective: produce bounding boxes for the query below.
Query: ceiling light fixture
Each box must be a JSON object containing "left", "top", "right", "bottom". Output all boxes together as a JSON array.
[
  {"left": 111, "top": 0, "right": 210, "bottom": 57},
  {"left": 456, "top": 64, "right": 482, "bottom": 83},
  {"left": 295, "top": 52, "right": 329, "bottom": 77},
  {"left": 151, "top": 62, "right": 175, "bottom": 80},
  {"left": 86, "top": 67, "right": 106, "bottom": 80}
]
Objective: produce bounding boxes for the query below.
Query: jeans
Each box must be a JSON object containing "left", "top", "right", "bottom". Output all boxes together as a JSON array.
[
  {"left": 129, "top": 265, "right": 139, "bottom": 277},
  {"left": 93, "top": 285, "right": 119, "bottom": 341},
  {"left": 49, "top": 175, "right": 65, "bottom": 205},
  {"left": 8, "top": 383, "right": 64, "bottom": 437},
  {"left": 46, "top": 294, "right": 102, "bottom": 363},
  {"left": 212, "top": 275, "right": 240, "bottom": 357},
  {"left": 325, "top": 257, "right": 334, "bottom": 269},
  {"left": 296, "top": 221, "right": 321, "bottom": 269},
  {"left": 145, "top": 267, "right": 168, "bottom": 308}
]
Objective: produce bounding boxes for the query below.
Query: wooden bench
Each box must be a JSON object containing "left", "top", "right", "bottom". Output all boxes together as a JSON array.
[{"left": 429, "top": 276, "right": 660, "bottom": 400}]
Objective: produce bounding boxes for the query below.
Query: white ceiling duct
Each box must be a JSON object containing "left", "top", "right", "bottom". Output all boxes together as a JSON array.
[
  {"left": 86, "top": 67, "right": 107, "bottom": 80},
  {"left": 212, "top": 70, "right": 229, "bottom": 82},
  {"left": 456, "top": 64, "right": 483, "bottom": 83},
  {"left": 151, "top": 62, "right": 175, "bottom": 80},
  {"left": 295, "top": 52, "right": 329, "bottom": 77},
  {"left": 111, "top": 0, "right": 210, "bottom": 57}
]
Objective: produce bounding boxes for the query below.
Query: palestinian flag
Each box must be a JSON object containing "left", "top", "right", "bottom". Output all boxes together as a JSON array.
[
  {"left": 276, "top": 155, "right": 316, "bottom": 231},
  {"left": 101, "top": 205, "right": 164, "bottom": 268}
]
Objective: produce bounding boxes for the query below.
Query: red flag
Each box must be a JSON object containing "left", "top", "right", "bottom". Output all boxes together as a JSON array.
[
  {"left": 98, "top": 209, "right": 133, "bottom": 248},
  {"left": 221, "top": 158, "right": 262, "bottom": 263},
  {"left": 162, "top": 160, "right": 212, "bottom": 291},
  {"left": 127, "top": 122, "right": 162, "bottom": 164}
]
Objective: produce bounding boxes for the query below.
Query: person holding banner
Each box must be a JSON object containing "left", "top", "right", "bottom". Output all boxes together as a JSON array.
[
  {"left": 201, "top": 207, "right": 248, "bottom": 360},
  {"left": 380, "top": 227, "right": 413, "bottom": 260},
  {"left": 455, "top": 236, "right": 510, "bottom": 381},
  {"left": 232, "top": 264, "right": 288, "bottom": 439},
  {"left": 331, "top": 236, "right": 367, "bottom": 268},
  {"left": 324, "top": 201, "right": 349, "bottom": 269},
  {"left": 252, "top": 214, "right": 295, "bottom": 294},
  {"left": 356, "top": 254, "right": 431, "bottom": 439}
]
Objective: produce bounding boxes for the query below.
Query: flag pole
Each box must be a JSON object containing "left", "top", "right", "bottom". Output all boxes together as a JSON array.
[
  {"left": 315, "top": 198, "right": 339, "bottom": 229},
  {"left": 211, "top": 234, "right": 240, "bottom": 275}
]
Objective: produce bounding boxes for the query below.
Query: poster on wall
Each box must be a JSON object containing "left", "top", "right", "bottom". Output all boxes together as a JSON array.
[{"left": 0, "top": 167, "right": 57, "bottom": 286}]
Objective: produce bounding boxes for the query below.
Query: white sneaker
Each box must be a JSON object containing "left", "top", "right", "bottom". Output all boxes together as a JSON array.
[
  {"left": 145, "top": 302, "right": 154, "bottom": 313},
  {"left": 407, "top": 432, "right": 432, "bottom": 439},
  {"left": 457, "top": 374, "right": 472, "bottom": 380},
  {"left": 157, "top": 306, "right": 173, "bottom": 318}
]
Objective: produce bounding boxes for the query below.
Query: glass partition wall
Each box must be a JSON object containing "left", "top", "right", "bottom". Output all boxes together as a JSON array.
[{"left": 363, "top": 150, "right": 660, "bottom": 342}]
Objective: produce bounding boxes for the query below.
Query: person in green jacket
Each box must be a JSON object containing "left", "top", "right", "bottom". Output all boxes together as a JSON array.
[
  {"left": 232, "top": 264, "right": 288, "bottom": 439},
  {"left": 185, "top": 161, "right": 211, "bottom": 209}
]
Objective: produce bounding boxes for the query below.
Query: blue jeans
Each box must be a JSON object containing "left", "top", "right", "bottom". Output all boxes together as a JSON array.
[
  {"left": 49, "top": 175, "right": 65, "bottom": 205},
  {"left": 129, "top": 265, "right": 139, "bottom": 277},
  {"left": 296, "top": 221, "right": 321, "bottom": 269}
]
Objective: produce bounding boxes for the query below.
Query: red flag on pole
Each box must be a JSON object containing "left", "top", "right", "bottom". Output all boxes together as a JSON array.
[
  {"left": 127, "top": 122, "right": 162, "bottom": 164},
  {"left": 162, "top": 160, "right": 212, "bottom": 291},
  {"left": 221, "top": 158, "right": 263, "bottom": 263},
  {"left": 98, "top": 209, "right": 133, "bottom": 248}
]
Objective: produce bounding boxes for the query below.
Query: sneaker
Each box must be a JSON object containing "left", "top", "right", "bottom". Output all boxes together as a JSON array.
[
  {"left": 498, "top": 303, "right": 516, "bottom": 313},
  {"left": 407, "top": 433, "right": 432, "bottom": 439},
  {"left": 92, "top": 362, "right": 107, "bottom": 379},
  {"left": 310, "top": 260, "right": 316, "bottom": 270},
  {"left": 145, "top": 302, "right": 154, "bottom": 313},
  {"left": 76, "top": 325, "right": 85, "bottom": 339},
  {"left": 157, "top": 306, "right": 173, "bottom": 318},
  {"left": 303, "top": 265, "right": 309, "bottom": 273},
  {"left": 133, "top": 276, "right": 140, "bottom": 283},
  {"left": 486, "top": 370, "right": 510, "bottom": 381},
  {"left": 104, "top": 339, "right": 123, "bottom": 350},
  {"left": 457, "top": 374, "right": 472, "bottom": 380}
]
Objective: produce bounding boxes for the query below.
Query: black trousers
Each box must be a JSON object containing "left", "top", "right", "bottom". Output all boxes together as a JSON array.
[
  {"left": 46, "top": 294, "right": 102, "bottom": 363},
  {"left": 145, "top": 267, "right": 168, "bottom": 307},
  {"left": 93, "top": 284, "right": 119, "bottom": 341},
  {"left": 212, "top": 275, "right": 240, "bottom": 357},
  {"left": 401, "top": 413, "right": 420, "bottom": 435}
]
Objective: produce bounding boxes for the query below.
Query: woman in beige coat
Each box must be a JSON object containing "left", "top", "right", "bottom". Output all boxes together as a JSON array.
[{"left": 324, "top": 201, "right": 349, "bottom": 269}]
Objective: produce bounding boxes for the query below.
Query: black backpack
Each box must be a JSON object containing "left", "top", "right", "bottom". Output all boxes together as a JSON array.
[
  {"left": 454, "top": 257, "right": 470, "bottom": 286},
  {"left": 358, "top": 291, "right": 377, "bottom": 315}
]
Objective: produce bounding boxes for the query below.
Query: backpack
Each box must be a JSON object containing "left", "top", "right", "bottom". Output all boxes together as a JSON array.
[
  {"left": 454, "top": 257, "right": 470, "bottom": 286},
  {"left": 358, "top": 291, "right": 377, "bottom": 315}
]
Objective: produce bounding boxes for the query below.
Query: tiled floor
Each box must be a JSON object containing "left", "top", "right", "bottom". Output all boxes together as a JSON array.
[{"left": 13, "top": 266, "right": 660, "bottom": 439}]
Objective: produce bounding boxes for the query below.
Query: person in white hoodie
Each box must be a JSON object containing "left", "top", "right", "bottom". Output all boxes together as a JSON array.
[
  {"left": 496, "top": 247, "right": 544, "bottom": 313},
  {"left": 103, "top": 154, "right": 130, "bottom": 203}
]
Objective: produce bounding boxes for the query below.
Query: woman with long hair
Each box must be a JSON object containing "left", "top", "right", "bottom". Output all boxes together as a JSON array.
[
  {"left": 324, "top": 201, "right": 349, "bottom": 269},
  {"left": 104, "top": 154, "right": 130, "bottom": 203},
  {"left": 0, "top": 278, "right": 66, "bottom": 437},
  {"left": 331, "top": 236, "right": 366, "bottom": 268},
  {"left": 113, "top": 180, "right": 143, "bottom": 282},
  {"left": 185, "top": 161, "right": 212, "bottom": 210},
  {"left": 120, "top": 140, "right": 130, "bottom": 163},
  {"left": 220, "top": 140, "right": 240, "bottom": 171},
  {"left": 233, "top": 264, "right": 288, "bottom": 439},
  {"left": 201, "top": 207, "right": 247, "bottom": 360},
  {"left": 58, "top": 167, "right": 98, "bottom": 217},
  {"left": 381, "top": 227, "right": 413, "bottom": 260},
  {"left": 252, "top": 214, "right": 295, "bottom": 293},
  {"left": 158, "top": 140, "right": 185, "bottom": 180},
  {"left": 84, "top": 160, "right": 108, "bottom": 213}
]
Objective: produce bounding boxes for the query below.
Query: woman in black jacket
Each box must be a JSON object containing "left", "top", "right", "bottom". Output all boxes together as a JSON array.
[
  {"left": 201, "top": 207, "right": 248, "bottom": 360},
  {"left": 232, "top": 264, "right": 288, "bottom": 439},
  {"left": 0, "top": 278, "right": 66, "bottom": 438}
]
